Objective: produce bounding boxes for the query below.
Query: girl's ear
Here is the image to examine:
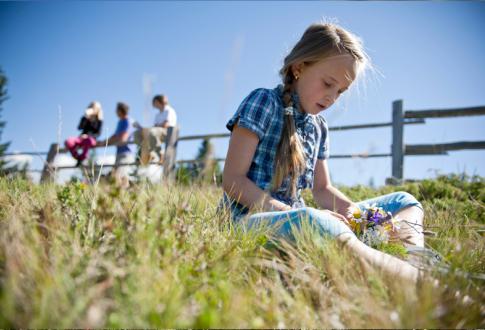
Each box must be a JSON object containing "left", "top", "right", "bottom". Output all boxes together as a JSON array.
[{"left": 291, "top": 62, "right": 305, "bottom": 79}]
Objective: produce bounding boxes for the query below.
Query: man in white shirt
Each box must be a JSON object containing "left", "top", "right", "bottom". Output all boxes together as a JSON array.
[
  {"left": 153, "top": 95, "right": 177, "bottom": 128},
  {"left": 134, "top": 94, "right": 178, "bottom": 165}
]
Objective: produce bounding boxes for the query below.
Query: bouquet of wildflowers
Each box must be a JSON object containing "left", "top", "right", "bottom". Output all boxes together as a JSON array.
[{"left": 347, "top": 204, "right": 404, "bottom": 250}]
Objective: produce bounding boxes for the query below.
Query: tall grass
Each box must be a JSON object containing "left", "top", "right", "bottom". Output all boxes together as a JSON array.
[{"left": 0, "top": 174, "right": 483, "bottom": 327}]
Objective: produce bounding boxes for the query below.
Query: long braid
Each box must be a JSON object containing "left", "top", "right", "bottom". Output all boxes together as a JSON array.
[{"left": 273, "top": 71, "right": 306, "bottom": 198}]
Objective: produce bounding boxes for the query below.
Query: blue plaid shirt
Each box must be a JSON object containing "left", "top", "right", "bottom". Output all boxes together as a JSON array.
[{"left": 222, "top": 85, "right": 330, "bottom": 220}]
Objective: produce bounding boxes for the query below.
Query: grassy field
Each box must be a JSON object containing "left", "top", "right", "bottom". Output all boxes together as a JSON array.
[{"left": 0, "top": 174, "right": 483, "bottom": 327}]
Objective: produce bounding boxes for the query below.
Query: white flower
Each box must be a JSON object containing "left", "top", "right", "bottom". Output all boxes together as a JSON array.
[
  {"left": 376, "top": 225, "right": 390, "bottom": 243},
  {"left": 362, "top": 226, "right": 389, "bottom": 246},
  {"left": 391, "top": 215, "right": 402, "bottom": 230}
]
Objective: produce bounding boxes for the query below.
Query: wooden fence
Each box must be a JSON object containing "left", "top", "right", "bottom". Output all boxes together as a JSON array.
[
  {"left": 392, "top": 101, "right": 485, "bottom": 181},
  {"left": 176, "top": 101, "right": 485, "bottom": 183},
  {"left": 3, "top": 100, "right": 485, "bottom": 183}
]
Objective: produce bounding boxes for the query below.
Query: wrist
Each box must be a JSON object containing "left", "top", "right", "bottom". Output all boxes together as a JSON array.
[
  {"left": 256, "top": 192, "right": 293, "bottom": 213},
  {"left": 267, "top": 199, "right": 291, "bottom": 212}
]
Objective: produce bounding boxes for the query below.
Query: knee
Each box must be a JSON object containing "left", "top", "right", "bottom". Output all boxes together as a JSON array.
[
  {"left": 394, "top": 191, "right": 418, "bottom": 203},
  {"left": 65, "top": 138, "right": 75, "bottom": 149},
  {"left": 393, "top": 191, "right": 423, "bottom": 212},
  {"left": 86, "top": 137, "right": 96, "bottom": 147}
]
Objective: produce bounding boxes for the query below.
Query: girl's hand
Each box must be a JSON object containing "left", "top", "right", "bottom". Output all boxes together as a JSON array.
[
  {"left": 345, "top": 204, "right": 362, "bottom": 222},
  {"left": 321, "top": 209, "right": 351, "bottom": 228}
]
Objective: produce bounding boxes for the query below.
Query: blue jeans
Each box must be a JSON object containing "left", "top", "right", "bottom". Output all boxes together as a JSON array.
[{"left": 237, "top": 191, "right": 423, "bottom": 242}]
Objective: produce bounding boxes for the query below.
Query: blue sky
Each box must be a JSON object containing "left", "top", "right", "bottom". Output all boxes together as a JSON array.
[{"left": 1, "top": 1, "right": 484, "bottom": 186}]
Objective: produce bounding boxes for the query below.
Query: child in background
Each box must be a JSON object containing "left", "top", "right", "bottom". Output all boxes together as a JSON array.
[
  {"left": 65, "top": 101, "right": 103, "bottom": 166},
  {"left": 97, "top": 102, "right": 134, "bottom": 187},
  {"left": 221, "top": 22, "right": 426, "bottom": 282},
  {"left": 133, "top": 94, "right": 178, "bottom": 165}
]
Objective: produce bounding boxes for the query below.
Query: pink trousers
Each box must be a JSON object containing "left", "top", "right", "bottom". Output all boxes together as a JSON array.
[{"left": 65, "top": 136, "right": 96, "bottom": 161}]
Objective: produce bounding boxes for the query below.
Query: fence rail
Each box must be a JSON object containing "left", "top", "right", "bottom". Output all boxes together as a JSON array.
[
  {"left": 404, "top": 106, "right": 485, "bottom": 119},
  {"left": 405, "top": 141, "right": 485, "bottom": 156},
  {"left": 2, "top": 151, "right": 49, "bottom": 156},
  {"left": 3, "top": 101, "right": 484, "bottom": 184}
]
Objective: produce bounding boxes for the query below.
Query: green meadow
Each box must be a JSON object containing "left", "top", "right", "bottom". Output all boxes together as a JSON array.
[{"left": 0, "top": 174, "right": 483, "bottom": 328}]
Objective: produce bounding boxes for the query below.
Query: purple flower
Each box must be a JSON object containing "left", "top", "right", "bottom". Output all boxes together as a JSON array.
[{"left": 369, "top": 210, "right": 385, "bottom": 225}]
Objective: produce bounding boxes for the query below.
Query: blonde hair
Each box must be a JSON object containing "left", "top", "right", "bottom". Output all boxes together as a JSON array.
[
  {"left": 85, "top": 101, "right": 104, "bottom": 121},
  {"left": 273, "top": 23, "right": 369, "bottom": 197}
]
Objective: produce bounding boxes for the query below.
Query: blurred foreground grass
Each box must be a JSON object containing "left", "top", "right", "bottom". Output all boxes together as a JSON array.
[{"left": 0, "top": 174, "right": 483, "bottom": 327}]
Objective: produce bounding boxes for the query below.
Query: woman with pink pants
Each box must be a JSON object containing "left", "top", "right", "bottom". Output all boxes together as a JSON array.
[{"left": 65, "top": 101, "right": 103, "bottom": 166}]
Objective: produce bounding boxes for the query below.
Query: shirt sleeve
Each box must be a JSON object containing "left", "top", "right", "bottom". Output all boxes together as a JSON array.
[
  {"left": 317, "top": 116, "right": 330, "bottom": 160},
  {"left": 226, "top": 88, "right": 274, "bottom": 140},
  {"left": 115, "top": 119, "right": 129, "bottom": 136}
]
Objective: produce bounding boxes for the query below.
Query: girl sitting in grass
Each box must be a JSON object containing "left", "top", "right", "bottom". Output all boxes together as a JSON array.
[{"left": 221, "top": 22, "right": 426, "bottom": 282}]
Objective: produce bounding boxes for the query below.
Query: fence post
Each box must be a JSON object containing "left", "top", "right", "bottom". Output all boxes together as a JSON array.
[
  {"left": 40, "top": 143, "right": 58, "bottom": 183},
  {"left": 391, "top": 100, "right": 404, "bottom": 182},
  {"left": 163, "top": 126, "right": 179, "bottom": 181}
]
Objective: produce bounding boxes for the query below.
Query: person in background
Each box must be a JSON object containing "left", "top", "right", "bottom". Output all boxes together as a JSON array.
[
  {"left": 65, "top": 101, "right": 103, "bottom": 167},
  {"left": 97, "top": 102, "right": 134, "bottom": 186},
  {"left": 133, "top": 94, "right": 177, "bottom": 165}
]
